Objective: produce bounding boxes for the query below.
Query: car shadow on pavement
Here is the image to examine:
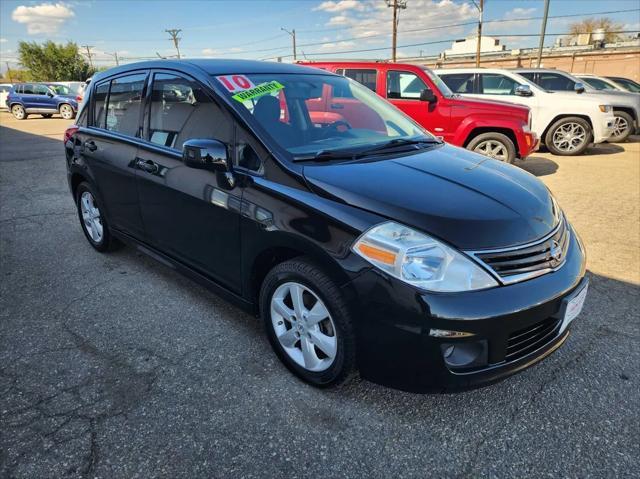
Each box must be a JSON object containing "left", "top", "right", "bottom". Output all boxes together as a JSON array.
[{"left": 518, "top": 156, "right": 559, "bottom": 177}]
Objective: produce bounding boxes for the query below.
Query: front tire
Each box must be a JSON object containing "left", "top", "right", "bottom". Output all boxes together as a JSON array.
[
  {"left": 11, "top": 104, "right": 27, "bottom": 120},
  {"left": 59, "top": 103, "right": 75, "bottom": 120},
  {"left": 467, "top": 132, "right": 516, "bottom": 163},
  {"left": 75, "top": 182, "right": 120, "bottom": 252},
  {"left": 608, "top": 111, "right": 633, "bottom": 143},
  {"left": 260, "top": 258, "right": 356, "bottom": 387},
  {"left": 545, "top": 116, "right": 592, "bottom": 156}
]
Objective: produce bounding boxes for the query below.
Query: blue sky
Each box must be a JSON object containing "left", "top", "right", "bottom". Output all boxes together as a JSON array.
[{"left": 1, "top": 0, "right": 639, "bottom": 69}]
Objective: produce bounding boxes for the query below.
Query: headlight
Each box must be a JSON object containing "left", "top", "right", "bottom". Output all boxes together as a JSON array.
[
  {"left": 352, "top": 222, "right": 498, "bottom": 292},
  {"left": 599, "top": 105, "right": 612, "bottom": 113}
]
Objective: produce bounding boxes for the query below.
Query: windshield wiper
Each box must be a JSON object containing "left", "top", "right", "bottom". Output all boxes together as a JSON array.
[
  {"left": 292, "top": 147, "right": 361, "bottom": 162},
  {"left": 356, "top": 137, "right": 442, "bottom": 156}
]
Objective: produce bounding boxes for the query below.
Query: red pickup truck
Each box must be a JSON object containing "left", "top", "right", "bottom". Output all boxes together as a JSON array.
[{"left": 298, "top": 61, "right": 537, "bottom": 163}]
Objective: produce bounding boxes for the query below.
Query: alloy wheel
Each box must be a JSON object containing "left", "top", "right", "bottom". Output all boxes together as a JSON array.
[
  {"left": 473, "top": 140, "right": 508, "bottom": 161},
  {"left": 612, "top": 116, "right": 629, "bottom": 138},
  {"left": 80, "top": 191, "right": 103, "bottom": 243},
  {"left": 552, "top": 122, "right": 587, "bottom": 153},
  {"left": 60, "top": 104, "right": 74, "bottom": 120},
  {"left": 12, "top": 105, "right": 25, "bottom": 119},
  {"left": 270, "top": 282, "right": 337, "bottom": 372}
]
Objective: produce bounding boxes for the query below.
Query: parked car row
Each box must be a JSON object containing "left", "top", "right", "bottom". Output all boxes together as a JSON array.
[{"left": 299, "top": 61, "right": 638, "bottom": 159}]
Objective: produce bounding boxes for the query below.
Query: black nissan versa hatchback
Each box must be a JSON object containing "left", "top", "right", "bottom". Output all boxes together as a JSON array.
[{"left": 64, "top": 60, "right": 588, "bottom": 392}]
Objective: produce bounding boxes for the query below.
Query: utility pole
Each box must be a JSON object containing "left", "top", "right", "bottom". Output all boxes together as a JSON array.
[
  {"left": 387, "top": 0, "right": 407, "bottom": 62},
  {"left": 472, "top": 0, "right": 483, "bottom": 67},
  {"left": 81, "top": 45, "right": 95, "bottom": 68},
  {"left": 165, "top": 29, "right": 182, "bottom": 59},
  {"left": 281, "top": 27, "right": 297, "bottom": 61},
  {"left": 536, "top": 0, "right": 550, "bottom": 68},
  {"left": 5, "top": 62, "right": 12, "bottom": 82},
  {"left": 106, "top": 51, "right": 120, "bottom": 66}
]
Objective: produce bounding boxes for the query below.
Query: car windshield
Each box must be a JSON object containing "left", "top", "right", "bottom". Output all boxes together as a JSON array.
[
  {"left": 612, "top": 77, "right": 640, "bottom": 92},
  {"left": 48, "top": 84, "right": 71, "bottom": 95},
  {"left": 423, "top": 68, "right": 453, "bottom": 97},
  {"left": 215, "top": 73, "right": 433, "bottom": 159}
]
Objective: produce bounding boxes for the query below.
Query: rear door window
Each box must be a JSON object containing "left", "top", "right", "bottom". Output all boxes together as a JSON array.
[
  {"left": 386, "top": 71, "right": 427, "bottom": 99},
  {"left": 105, "top": 73, "right": 147, "bottom": 137},
  {"left": 337, "top": 69, "right": 377, "bottom": 92},
  {"left": 439, "top": 73, "right": 475, "bottom": 93},
  {"left": 21, "top": 84, "right": 34, "bottom": 94}
]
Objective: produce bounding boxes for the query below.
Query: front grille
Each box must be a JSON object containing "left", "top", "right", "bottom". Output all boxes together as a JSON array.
[
  {"left": 506, "top": 317, "right": 561, "bottom": 361},
  {"left": 471, "top": 216, "right": 569, "bottom": 284}
]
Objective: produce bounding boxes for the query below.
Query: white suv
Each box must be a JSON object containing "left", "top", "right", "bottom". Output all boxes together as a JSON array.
[{"left": 435, "top": 68, "right": 614, "bottom": 156}]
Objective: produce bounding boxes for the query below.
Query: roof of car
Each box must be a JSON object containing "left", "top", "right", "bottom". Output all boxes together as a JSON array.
[{"left": 91, "top": 59, "right": 331, "bottom": 82}]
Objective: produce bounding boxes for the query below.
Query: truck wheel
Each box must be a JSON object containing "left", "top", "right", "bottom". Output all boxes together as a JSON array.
[
  {"left": 467, "top": 132, "right": 516, "bottom": 163},
  {"left": 11, "top": 104, "right": 27, "bottom": 120},
  {"left": 545, "top": 116, "right": 592, "bottom": 156},
  {"left": 608, "top": 111, "right": 633, "bottom": 143}
]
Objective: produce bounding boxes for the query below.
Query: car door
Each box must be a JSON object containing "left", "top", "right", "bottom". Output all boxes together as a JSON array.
[
  {"left": 78, "top": 73, "right": 148, "bottom": 238},
  {"left": 384, "top": 69, "right": 451, "bottom": 140},
  {"left": 19, "top": 84, "right": 39, "bottom": 110},
  {"left": 134, "top": 71, "right": 242, "bottom": 291},
  {"left": 31, "top": 84, "right": 54, "bottom": 111}
]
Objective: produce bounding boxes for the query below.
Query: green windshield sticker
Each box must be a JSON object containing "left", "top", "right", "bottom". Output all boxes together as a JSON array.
[{"left": 232, "top": 81, "right": 284, "bottom": 102}]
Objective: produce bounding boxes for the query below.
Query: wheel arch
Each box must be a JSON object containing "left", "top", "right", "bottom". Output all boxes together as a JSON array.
[{"left": 463, "top": 127, "right": 519, "bottom": 157}]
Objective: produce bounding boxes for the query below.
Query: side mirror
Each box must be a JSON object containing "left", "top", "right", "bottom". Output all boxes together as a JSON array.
[
  {"left": 515, "top": 84, "right": 533, "bottom": 97},
  {"left": 574, "top": 82, "right": 586, "bottom": 94},
  {"left": 47, "top": 91, "right": 54, "bottom": 97},
  {"left": 420, "top": 88, "right": 437, "bottom": 103},
  {"left": 182, "top": 139, "right": 230, "bottom": 171}
]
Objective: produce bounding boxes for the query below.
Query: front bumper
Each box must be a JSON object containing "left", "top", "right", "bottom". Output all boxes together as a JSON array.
[
  {"left": 517, "top": 131, "right": 539, "bottom": 158},
  {"left": 345, "top": 225, "right": 587, "bottom": 393},
  {"left": 593, "top": 115, "right": 616, "bottom": 143}
]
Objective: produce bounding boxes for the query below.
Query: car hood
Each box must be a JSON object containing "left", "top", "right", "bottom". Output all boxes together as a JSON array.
[
  {"left": 449, "top": 95, "right": 529, "bottom": 117},
  {"left": 303, "top": 144, "right": 557, "bottom": 250},
  {"left": 581, "top": 90, "right": 640, "bottom": 108}
]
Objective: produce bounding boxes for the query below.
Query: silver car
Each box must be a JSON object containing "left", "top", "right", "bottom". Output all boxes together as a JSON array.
[{"left": 514, "top": 68, "right": 640, "bottom": 142}]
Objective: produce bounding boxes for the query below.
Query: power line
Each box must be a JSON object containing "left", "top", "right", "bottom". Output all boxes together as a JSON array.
[{"left": 81, "top": 45, "right": 95, "bottom": 68}]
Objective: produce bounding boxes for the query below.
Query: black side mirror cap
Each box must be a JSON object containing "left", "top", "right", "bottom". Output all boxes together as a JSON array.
[
  {"left": 420, "top": 88, "right": 437, "bottom": 103},
  {"left": 182, "top": 139, "right": 230, "bottom": 172},
  {"left": 574, "top": 82, "right": 586, "bottom": 94}
]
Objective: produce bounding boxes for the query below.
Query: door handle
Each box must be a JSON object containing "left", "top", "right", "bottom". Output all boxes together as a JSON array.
[
  {"left": 84, "top": 140, "right": 97, "bottom": 152},
  {"left": 135, "top": 157, "right": 159, "bottom": 174},
  {"left": 330, "top": 103, "right": 344, "bottom": 109}
]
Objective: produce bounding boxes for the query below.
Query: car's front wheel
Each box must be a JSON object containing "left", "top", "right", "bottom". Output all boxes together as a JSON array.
[
  {"left": 59, "top": 104, "right": 75, "bottom": 120},
  {"left": 467, "top": 132, "right": 516, "bottom": 163},
  {"left": 11, "top": 104, "right": 27, "bottom": 120},
  {"left": 260, "top": 258, "right": 356, "bottom": 387},
  {"left": 608, "top": 111, "right": 634, "bottom": 143},
  {"left": 75, "top": 182, "right": 120, "bottom": 252},
  {"left": 545, "top": 116, "right": 592, "bottom": 156}
]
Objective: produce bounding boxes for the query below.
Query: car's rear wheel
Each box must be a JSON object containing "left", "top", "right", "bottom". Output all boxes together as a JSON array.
[
  {"left": 59, "top": 104, "right": 75, "bottom": 120},
  {"left": 75, "top": 182, "right": 120, "bottom": 252},
  {"left": 11, "top": 104, "right": 27, "bottom": 120},
  {"left": 260, "top": 258, "right": 356, "bottom": 387},
  {"left": 608, "top": 111, "right": 633, "bottom": 143},
  {"left": 545, "top": 117, "right": 592, "bottom": 156},
  {"left": 41, "top": 113, "right": 53, "bottom": 118},
  {"left": 467, "top": 132, "right": 516, "bottom": 163}
]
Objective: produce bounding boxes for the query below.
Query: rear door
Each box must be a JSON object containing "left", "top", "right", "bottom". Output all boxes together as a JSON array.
[
  {"left": 134, "top": 71, "right": 242, "bottom": 290},
  {"left": 79, "top": 72, "right": 148, "bottom": 238}
]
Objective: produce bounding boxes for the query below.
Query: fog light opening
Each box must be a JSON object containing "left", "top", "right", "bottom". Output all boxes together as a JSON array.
[
  {"left": 441, "top": 340, "right": 489, "bottom": 370},
  {"left": 444, "top": 345, "right": 455, "bottom": 358}
]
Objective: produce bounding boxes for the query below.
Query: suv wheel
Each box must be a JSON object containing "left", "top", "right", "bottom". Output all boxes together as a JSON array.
[
  {"left": 75, "top": 182, "right": 121, "bottom": 252},
  {"left": 608, "top": 111, "right": 633, "bottom": 143},
  {"left": 59, "top": 104, "right": 75, "bottom": 120},
  {"left": 545, "top": 116, "right": 592, "bottom": 156},
  {"left": 11, "top": 104, "right": 27, "bottom": 120},
  {"left": 467, "top": 132, "right": 516, "bottom": 163},
  {"left": 260, "top": 258, "right": 356, "bottom": 387}
]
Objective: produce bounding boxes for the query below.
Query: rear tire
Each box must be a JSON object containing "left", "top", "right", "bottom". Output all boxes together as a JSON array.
[
  {"left": 608, "top": 111, "right": 633, "bottom": 143},
  {"left": 260, "top": 258, "right": 356, "bottom": 388},
  {"left": 545, "top": 116, "right": 592, "bottom": 156},
  {"left": 75, "top": 182, "right": 121, "bottom": 252},
  {"left": 11, "top": 104, "right": 27, "bottom": 120},
  {"left": 467, "top": 132, "right": 516, "bottom": 163}
]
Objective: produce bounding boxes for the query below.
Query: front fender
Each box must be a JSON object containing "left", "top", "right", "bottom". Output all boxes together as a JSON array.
[{"left": 453, "top": 115, "right": 522, "bottom": 147}]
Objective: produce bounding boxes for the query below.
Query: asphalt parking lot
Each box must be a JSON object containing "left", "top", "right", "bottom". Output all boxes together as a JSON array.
[{"left": 1, "top": 113, "right": 638, "bottom": 478}]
